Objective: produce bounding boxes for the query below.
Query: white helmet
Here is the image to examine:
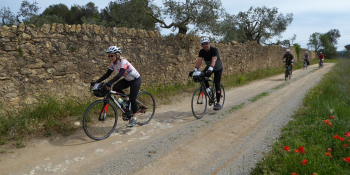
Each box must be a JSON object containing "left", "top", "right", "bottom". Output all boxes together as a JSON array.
[
  {"left": 200, "top": 37, "right": 210, "bottom": 44},
  {"left": 286, "top": 49, "right": 290, "bottom": 52},
  {"left": 320, "top": 52, "right": 322, "bottom": 54},
  {"left": 106, "top": 46, "right": 122, "bottom": 54},
  {"left": 305, "top": 51, "right": 308, "bottom": 53}
]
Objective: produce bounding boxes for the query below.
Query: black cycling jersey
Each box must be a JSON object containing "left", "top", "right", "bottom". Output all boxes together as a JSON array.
[
  {"left": 283, "top": 53, "right": 294, "bottom": 64},
  {"left": 198, "top": 46, "right": 223, "bottom": 71},
  {"left": 304, "top": 54, "right": 309, "bottom": 59}
]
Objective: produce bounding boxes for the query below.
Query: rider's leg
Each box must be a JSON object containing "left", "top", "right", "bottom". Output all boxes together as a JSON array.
[
  {"left": 291, "top": 63, "right": 293, "bottom": 71},
  {"left": 213, "top": 69, "right": 223, "bottom": 104},
  {"left": 112, "top": 79, "right": 129, "bottom": 94},
  {"left": 203, "top": 66, "right": 210, "bottom": 88},
  {"left": 128, "top": 77, "right": 142, "bottom": 118}
]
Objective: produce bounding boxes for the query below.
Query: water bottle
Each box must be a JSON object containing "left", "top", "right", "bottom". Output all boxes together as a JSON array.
[
  {"left": 117, "top": 98, "right": 124, "bottom": 107},
  {"left": 206, "top": 87, "right": 212, "bottom": 96}
]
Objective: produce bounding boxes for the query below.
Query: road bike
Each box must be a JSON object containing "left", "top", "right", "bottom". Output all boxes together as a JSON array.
[
  {"left": 302, "top": 58, "right": 308, "bottom": 70},
  {"left": 282, "top": 61, "right": 292, "bottom": 81},
  {"left": 83, "top": 83, "right": 156, "bottom": 140},
  {"left": 190, "top": 71, "right": 225, "bottom": 119},
  {"left": 319, "top": 59, "right": 323, "bottom": 68}
]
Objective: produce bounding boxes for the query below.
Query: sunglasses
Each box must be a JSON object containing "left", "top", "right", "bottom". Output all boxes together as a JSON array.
[
  {"left": 108, "top": 55, "right": 115, "bottom": 58},
  {"left": 201, "top": 43, "right": 209, "bottom": 46}
]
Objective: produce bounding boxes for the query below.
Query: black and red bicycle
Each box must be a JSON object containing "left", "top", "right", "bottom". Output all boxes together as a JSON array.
[{"left": 83, "top": 83, "right": 155, "bottom": 140}]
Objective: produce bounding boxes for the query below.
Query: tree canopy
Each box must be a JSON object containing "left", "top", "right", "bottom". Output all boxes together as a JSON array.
[
  {"left": 308, "top": 29, "right": 341, "bottom": 58},
  {"left": 219, "top": 6, "right": 293, "bottom": 44},
  {"left": 147, "top": 0, "right": 225, "bottom": 34}
]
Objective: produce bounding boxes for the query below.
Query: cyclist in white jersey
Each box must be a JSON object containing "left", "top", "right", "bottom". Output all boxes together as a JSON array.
[{"left": 91, "top": 46, "right": 141, "bottom": 127}]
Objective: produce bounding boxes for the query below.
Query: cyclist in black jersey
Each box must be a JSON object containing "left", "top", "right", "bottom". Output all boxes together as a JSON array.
[
  {"left": 282, "top": 49, "right": 295, "bottom": 74},
  {"left": 194, "top": 37, "right": 223, "bottom": 111}
]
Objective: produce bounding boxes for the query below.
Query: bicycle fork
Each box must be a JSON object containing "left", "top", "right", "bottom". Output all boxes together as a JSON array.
[
  {"left": 197, "top": 90, "right": 204, "bottom": 104},
  {"left": 99, "top": 103, "right": 109, "bottom": 121}
]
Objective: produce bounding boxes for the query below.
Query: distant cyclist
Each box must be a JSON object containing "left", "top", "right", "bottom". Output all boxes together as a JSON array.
[
  {"left": 194, "top": 37, "right": 223, "bottom": 111},
  {"left": 303, "top": 51, "right": 310, "bottom": 66},
  {"left": 318, "top": 52, "right": 324, "bottom": 64},
  {"left": 91, "top": 46, "right": 141, "bottom": 127},
  {"left": 282, "top": 49, "right": 295, "bottom": 74}
]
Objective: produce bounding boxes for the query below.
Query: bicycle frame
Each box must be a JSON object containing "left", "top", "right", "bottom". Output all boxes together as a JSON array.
[
  {"left": 99, "top": 91, "right": 147, "bottom": 121},
  {"left": 197, "top": 78, "right": 216, "bottom": 103}
]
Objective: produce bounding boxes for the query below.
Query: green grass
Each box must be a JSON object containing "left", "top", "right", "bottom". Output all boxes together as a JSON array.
[
  {"left": 250, "top": 59, "right": 350, "bottom": 175},
  {"left": 0, "top": 94, "right": 94, "bottom": 144},
  {"left": 249, "top": 92, "right": 269, "bottom": 102},
  {"left": 228, "top": 102, "right": 246, "bottom": 113}
]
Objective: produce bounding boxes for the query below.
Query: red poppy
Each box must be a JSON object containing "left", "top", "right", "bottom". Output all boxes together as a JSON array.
[
  {"left": 324, "top": 119, "right": 329, "bottom": 124},
  {"left": 298, "top": 146, "right": 305, "bottom": 153},
  {"left": 339, "top": 137, "right": 345, "bottom": 141},
  {"left": 301, "top": 159, "right": 308, "bottom": 165},
  {"left": 343, "top": 157, "right": 350, "bottom": 163},
  {"left": 333, "top": 135, "right": 339, "bottom": 139},
  {"left": 292, "top": 173, "right": 298, "bottom": 175},
  {"left": 294, "top": 150, "right": 299, "bottom": 153},
  {"left": 325, "top": 152, "right": 332, "bottom": 157},
  {"left": 345, "top": 132, "right": 350, "bottom": 137},
  {"left": 328, "top": 122, "right": 333, "bottom": 127},
  {"left": 344, "top": 144, "right": 349, "bottom": 148},
  {"left": 283, "top": 146, "right": 290, "bottom": 151},
  {"left": 328, "top": 148, "right": 332, "bottom": 151},
  {"left": 330, "top": 116, "right": 334, "bottom": 119}
]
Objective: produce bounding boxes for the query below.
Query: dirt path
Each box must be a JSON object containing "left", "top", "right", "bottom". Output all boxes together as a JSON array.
[{"left": 0, "top": 63, "right": 334, "bottom": 175}]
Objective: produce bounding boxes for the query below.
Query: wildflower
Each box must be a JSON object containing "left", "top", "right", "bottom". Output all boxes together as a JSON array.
[
  {"left": 333, "top": 135, "right": 339, "bottom": 139},
  {"left": 345, "top": 132, "right": 350, "bottom": 137},
  {"left": 301, "top": 159, "right": 308, "bottom": 165},
  {"left": 298, "top": 146, "right": 305, "bottom": 154},
  {"left": 328, "top": 122, "right": 333, "bottom": 127},
  {"left": 328, "top": 148, "right": 332, "bottom": 151},
  {"left": 343, "top": 157, "right": 350, "bottom": 163},
  {"left": 330, "top": 116, "right": 334, "bottom": 119},
  {"left": 339, "top": 137, "right": 345, "bottom": 141},
  {"left": 344, "top": 144, "right": 349, "bottom": 148},
  {"left": 324, "top": 119, "right": 329, "bottom": 124},
  {"left": 294, "top": 150, "right": 299, "bottom": 153},
  {"left": 292, "top": 173, "right": 298, "bottom": 175},
  {"left": 283, "top": 146, "right": 290, "bottom": 151},
  {"left": 325, "top": 152, "right": 332, "bottom": 157}
]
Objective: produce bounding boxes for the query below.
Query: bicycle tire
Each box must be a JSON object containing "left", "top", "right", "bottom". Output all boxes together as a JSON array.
[
  {"left": 191, "top": 87, "right": 207, "bottom": 119},
  {"left": 83, "top": 100, "right": 118, "bottom": 141},
  {"left": 136, "top": 91, "right": 156, "bottom": 126},
  {"left": 212, "top": 84, "right": 225, "bottom": 108},
  {"left": 285, "top": 69, "right": 289, "bottom": 81}
]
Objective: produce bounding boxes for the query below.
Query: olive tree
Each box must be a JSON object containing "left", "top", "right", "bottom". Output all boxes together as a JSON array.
[
  {"left": 147, "top": 0, "right": 225, "bottom": 34},
  {"left": 0, "top": 0, "right": 40, "bottom": 26},
  {"left": 228, "top": 6, "right": 293, "bottom": 44}
]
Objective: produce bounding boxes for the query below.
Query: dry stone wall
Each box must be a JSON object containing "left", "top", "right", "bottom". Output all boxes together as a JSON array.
[{"left": 0, "top": 23, "right": 316, "bottom": 110}]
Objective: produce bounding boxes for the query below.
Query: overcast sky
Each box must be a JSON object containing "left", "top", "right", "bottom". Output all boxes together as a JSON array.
[{"left": 3, "top": 0, "right": 350, "bottom": 51}]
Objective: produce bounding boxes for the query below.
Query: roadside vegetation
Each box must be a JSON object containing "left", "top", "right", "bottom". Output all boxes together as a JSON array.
[{"left": 251, "top": 59, "right": 350, "bottom": 174}]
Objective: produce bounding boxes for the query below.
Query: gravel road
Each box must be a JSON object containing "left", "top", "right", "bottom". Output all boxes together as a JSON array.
[{"left": 0, "top": 63, "right": 334, "bottom": 175}]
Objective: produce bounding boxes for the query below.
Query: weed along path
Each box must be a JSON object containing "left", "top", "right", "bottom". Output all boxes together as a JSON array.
[{"left": 0, "top": 63, "right": 335, "bottom": 175}]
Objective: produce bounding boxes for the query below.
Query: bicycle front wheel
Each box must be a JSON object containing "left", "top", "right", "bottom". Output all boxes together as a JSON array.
[
  {"left": 136, "top": 91, "right": 156, "bottom": 126},
  {"left": 213, "top": 84, "right": 225, "bottom": 108},
  {"left": 83, "top": 100, "right": 118, "bottom": 141},
  {"left": 191, "top": 87, "right": 207, "bottom": 119}
]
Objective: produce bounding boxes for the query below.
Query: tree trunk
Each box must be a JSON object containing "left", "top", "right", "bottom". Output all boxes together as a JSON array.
[{"left": 178, "top": 27, "right": 187, "bottom": 34}]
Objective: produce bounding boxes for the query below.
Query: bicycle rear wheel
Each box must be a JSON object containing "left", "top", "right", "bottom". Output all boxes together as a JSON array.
[
  {"left": 213, "top": 84, "right": 225, "bottom": 108},
  {"left": 136, "top": 91, "right": 156, "bottom": 126},
  {"left": 191, "top": 87, "right": 207, "bottom": 119},
  {"left": 83, "top": 100, "right": 118, "bottom": 141}
]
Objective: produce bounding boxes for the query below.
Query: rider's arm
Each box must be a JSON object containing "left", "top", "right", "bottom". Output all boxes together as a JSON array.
[
  {"left": 195, "top": 57, "right": 203, "bottom": 69},
  {"left": 106, "top": 68, "right": 126, "bottom": 87},
  {"left": 96, "top": 69, "right": 113, "bottom": 83},
  {"left": 210, "top": 56, "right": 217, "bottom": 67}
]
